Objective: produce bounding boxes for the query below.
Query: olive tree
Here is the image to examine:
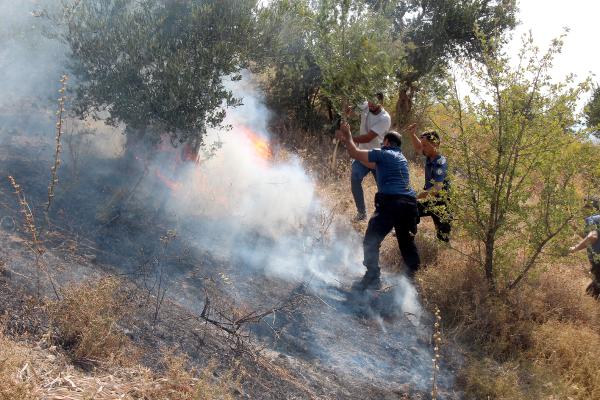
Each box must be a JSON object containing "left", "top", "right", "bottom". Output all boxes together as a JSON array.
[
  {"left": 62, "top": 0, "right": 257, "bottom": 151},
  {"left": 260, "top": 0, "right": 401, "bottom": 129}
]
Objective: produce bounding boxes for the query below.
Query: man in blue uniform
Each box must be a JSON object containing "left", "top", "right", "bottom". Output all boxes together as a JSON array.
[
  {"left": 408, "top": 124, "right": 452, "bottom": 242},
  {"left": 336, "top": 122, "right": 420, "bottom": 290},
  {"left": 569, "top": 212, "right": 600, "bottom": 298}
]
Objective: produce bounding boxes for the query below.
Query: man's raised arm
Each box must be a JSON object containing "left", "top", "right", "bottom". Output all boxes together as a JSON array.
[
  {"left": 407, "top": 123, "right": 423, "bottom": 154},
  {"left": 335, "top": 122, "right": 376, "bottom": 169}
]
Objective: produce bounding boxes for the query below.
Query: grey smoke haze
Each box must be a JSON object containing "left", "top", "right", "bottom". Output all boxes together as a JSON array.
[
  {"left": 137, "top": 75, "right": 443, "bottom": 391},
  {"left": 0, "top": 1, "right": 452, "bottom": 394},
  {"left": 0, "top": 1, "right": 66, "bottom": 108}
]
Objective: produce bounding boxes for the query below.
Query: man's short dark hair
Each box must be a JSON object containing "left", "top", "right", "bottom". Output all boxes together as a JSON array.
[
  {"left": 420, "top": 130, "right": 440, "bottom": 145},
  {"left": 375, "top": 92, "right": 384, "bottom": 103},
  {"left": 384, "top": 131, "right": 402, "bottom": 147}
]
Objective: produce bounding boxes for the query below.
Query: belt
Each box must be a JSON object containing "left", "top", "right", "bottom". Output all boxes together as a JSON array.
[{"left": 375, "top": 192, "right": 417, "bottom": 203}]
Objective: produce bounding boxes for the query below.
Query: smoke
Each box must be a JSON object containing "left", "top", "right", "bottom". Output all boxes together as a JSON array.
[
  {"left": 154, "top": 76, "right": 355, "bottom": 284},
  {"left": 0, "top": 1, "right": 62, "bottom": 102},
  {"left": 137, "top": 74, "right": 451, "bottom": 392},
  {"left": 0, "top": 0, "right": 126, "bottom": 158},
  {"left": 0, "top": 2, "right": 453, "bottom": 394}
]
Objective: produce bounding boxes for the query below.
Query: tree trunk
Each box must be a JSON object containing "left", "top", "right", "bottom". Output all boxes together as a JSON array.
[
  {"left": 484, "top": 232, "right": 496, "bottom": 290},
  {"left": 395, "top": 83, "right": 416, "bottom": 159},
  {"left": 396, "top": 85, "right": 414, "bottom": 128}
]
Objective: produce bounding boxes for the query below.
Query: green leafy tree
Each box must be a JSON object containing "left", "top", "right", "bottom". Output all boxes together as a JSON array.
[
  {"left": 584, "top": 84, "right": 600, "bottom": 133},
  {"left": 261, "top": 0, "right": 401, "bottom": 129},
  {"left": 366, "top": 0, "right": 517, "bottom": 128},
  {"left": 262, "top": 0, "right": 516, "bottom": 134},
  {"left": 433, "top": 34, "right": 594, "bottom": 289},
  {"left": 256, "top": 0, "right": 324, "bottom": 129},
  {"left": 311, "top": 0, "right": 401, "bottom": 112},
  {"left": 62, "top": 0, "right": 257, "bottom": 151}
]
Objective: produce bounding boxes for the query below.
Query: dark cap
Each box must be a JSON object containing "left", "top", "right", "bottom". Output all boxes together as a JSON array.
[{"left": 420, "top": 130, "right": 440, "bottom": 145}]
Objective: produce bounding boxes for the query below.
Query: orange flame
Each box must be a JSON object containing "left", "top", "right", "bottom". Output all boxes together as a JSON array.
[
  {"left": 155, "top": 169, "right": 182, "bottom": 192},
  {"left": 239, "top": 126, "right": 273, "bottom": 162}
]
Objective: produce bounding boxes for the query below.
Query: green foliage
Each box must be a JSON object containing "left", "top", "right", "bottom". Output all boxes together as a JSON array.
[
  {"left": 257, "top": 0, "right": 324, "bottom": 128},
  {"left": 585, "top": 84, "right": 600, "bottom": 132},
  {"left": 434, "top": 33, "right": 595, "bottom": 288},
  {"left": 311, "top": 0, "right": 401, "bottom": 112},
  {"left": 63, "top": 0, "right": 257, "bottom": 148},
  {"left": 261, "top": 0, "right": 400, "bottom": 129},
  {"left": 262, "top": 0, "right": 516, "bottom": 130},
  {"left": 368, "top": 0, "right": 518, "bottom": 84}
]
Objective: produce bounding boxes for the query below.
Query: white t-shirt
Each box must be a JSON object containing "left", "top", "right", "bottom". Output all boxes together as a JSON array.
[{"left": 358, "top": 103, "right": 391, "bottom": 150}]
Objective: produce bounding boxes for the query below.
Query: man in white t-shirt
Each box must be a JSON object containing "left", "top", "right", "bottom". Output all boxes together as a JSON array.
[{"left": 346, "top": 92, "right": 391, "bottom": 221}]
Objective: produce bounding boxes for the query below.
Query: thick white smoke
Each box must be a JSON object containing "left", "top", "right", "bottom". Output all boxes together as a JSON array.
[{"left": 156, "top": 83, "right": 363, "bottom": 285}]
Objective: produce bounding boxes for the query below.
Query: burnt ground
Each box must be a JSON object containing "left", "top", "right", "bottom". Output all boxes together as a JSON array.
[{"left": 0, "top": 126, "right": 462, "bottom": 399}]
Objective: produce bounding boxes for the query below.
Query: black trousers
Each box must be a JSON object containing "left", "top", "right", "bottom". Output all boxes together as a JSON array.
[
  {"left": 587, "top": 254, "right": 600, "bottom": 298},
  {"left": 363, "top": 193, "right": 421, "bottom": 279},
  {"left": 417, "top": 197, "right": 452, "bottom": 242}
]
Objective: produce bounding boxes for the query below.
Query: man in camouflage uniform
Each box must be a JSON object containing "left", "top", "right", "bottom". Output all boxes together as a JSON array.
[{"left": 407, "top": 124, "right": 452, "bottom": 242}]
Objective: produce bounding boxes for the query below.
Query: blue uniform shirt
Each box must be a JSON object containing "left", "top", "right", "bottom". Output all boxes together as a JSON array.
[
  {"left": 368, "top": 146, "right": 416, "bottom": 197},
  {"left": 424, "top": 155, "right": 449, "bottom": 191}
]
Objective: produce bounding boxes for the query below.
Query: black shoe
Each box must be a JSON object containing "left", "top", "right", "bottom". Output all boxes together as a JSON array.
[{"left": 351, "top": 274, "right": 382, "bottom": 291}]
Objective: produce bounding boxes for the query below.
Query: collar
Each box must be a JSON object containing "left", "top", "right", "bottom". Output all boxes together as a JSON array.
[
  {"left": 382, "top": 146, "right": 400, "bottom": 151},
  {"left": 426, "top": 154, "right": 442, "bottom": 164}
]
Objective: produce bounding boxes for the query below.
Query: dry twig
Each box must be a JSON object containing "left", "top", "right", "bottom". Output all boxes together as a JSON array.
[
  {"left": 431, "top": 306, "right": 442, "bottom": 400},
  {"left": 8, "top": 176, "right": 60, "bottom": 300},
  {"left": 45, "top": 75, "right": 68, "bottom": 219}
]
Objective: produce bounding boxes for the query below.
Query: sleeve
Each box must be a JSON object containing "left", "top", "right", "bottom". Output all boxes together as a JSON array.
[
  {"left": 368, "top": 149, "right": 382, "bottom": 163},
  {"left": 369, "top": 114, "right": 391, "bottom": 136},
  {"left": 585, "top": 215, "right": 600, "bottom": 232},
  {"left": 433, "top": 157, "right": 448, "bottom": 182}
]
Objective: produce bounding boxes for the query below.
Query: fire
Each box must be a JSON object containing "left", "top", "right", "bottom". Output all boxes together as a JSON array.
[
  {"left": 146, "top": 128, "right": 272, "bottom": 199},
  {"left": 155, "top": 169, "right": 182, "bottom": 191},
  {"left": 151, "top": 138, "right": 195, "bottom": 193},
  {"left": 238, "top": 126, "right": 273, "bottom": 162}
]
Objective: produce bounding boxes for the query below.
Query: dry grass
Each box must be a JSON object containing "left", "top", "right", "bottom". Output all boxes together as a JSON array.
[
  {"left": 0, "top": 332, "right": 34, "bottom": 400},
  {"left": 417, "top": 247, "right": 600, "bottom": 398},
  {"left": 0, "top": 328, "right": 235, "bottom": 400},
  {"left": 457, "top": 358, "right": 526, "bottom": 400},
  {"left": 532, "top": 266, "right": 600, "bottom": 327},
  {"left": 47, "top": 276, "right": 137, "bottom": 365},
  {"left": 530, "top": 322, "right": 600, "bottom": 399},
  {"left": 138, "top": 353, "right": 236, "bottom": 400}
]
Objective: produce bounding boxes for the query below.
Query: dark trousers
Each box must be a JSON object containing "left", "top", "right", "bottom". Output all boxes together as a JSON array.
[
  {"left": 417, "top": 198, "right": 452, "bottom": 242},
  {"left": 363, "top": 193, "right": 421, "bottom": 279},
  {"left": 587, "top": 257, "right": 600, "bottom": 298}
]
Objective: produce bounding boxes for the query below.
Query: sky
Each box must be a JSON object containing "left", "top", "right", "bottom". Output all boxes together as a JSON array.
[{"left": 510, "top": 0, "right": 600, "bottom": 86}]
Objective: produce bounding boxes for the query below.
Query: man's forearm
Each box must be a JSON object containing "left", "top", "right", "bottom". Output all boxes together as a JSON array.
[
  {"left": 571, "top": 232, "right": 598, "bottom": 252},
  {"left": 344, "top": 138, "right": 372, "bottom": 166},
  {"left": 353, "top": 134, "right": 369, "bottom": 144},
  {"left": 410, "top": 132, "right": 422, "bottom": 152},
  {"left": 346, "top": 138, "right": 360, "bottom": 158},
  {"left": 572, "top": 237, "right": 591, "bottom": 252}
]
